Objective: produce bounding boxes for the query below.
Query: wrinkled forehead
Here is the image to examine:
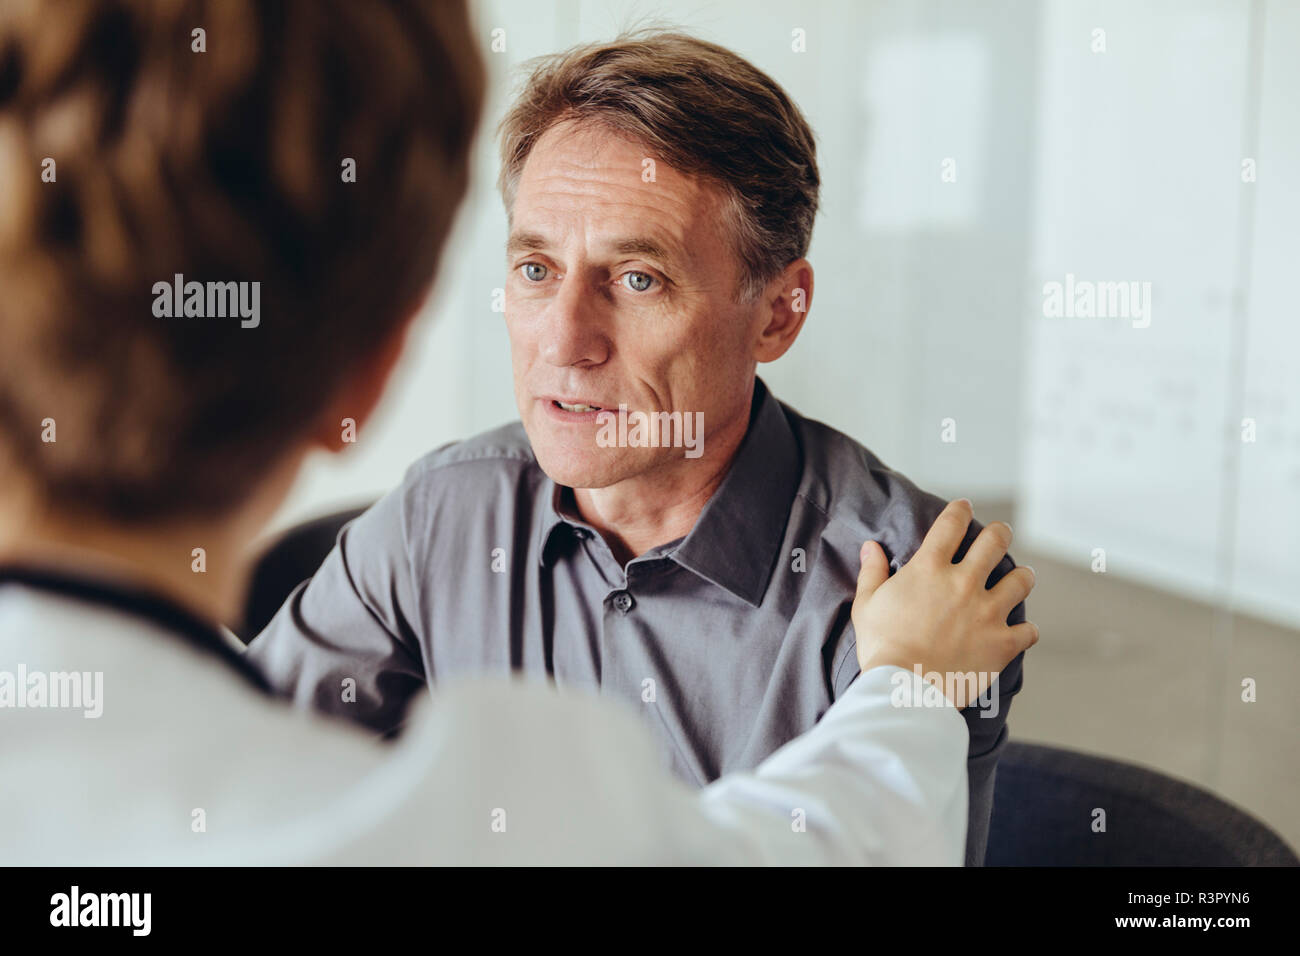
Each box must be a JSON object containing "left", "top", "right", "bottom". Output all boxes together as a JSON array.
[{"left": 509, "top": 119, "right": 732, "bottom": 260}]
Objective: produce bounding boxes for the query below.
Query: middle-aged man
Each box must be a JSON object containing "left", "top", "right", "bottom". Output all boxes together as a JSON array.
[{"left": 248, "top": 31, "right": 1029, "bottom": 865}]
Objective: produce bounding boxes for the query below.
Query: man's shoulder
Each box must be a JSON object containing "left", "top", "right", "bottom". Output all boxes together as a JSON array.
[
  {"left": 329, "top": 420, "right": 546, "bottom": 567},
  {"left": 778, "top": 399, "right": 948, "bottom": 562},
  {"left": 406, "top": 419, "right": 537, "bottom": 476},
  {"left": 394, "top": 420, "right": 545, "bottom": 505}
]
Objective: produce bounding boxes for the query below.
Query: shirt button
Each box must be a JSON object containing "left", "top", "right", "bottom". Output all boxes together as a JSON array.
[
  {"left": 571, "top": 527, "right": 589, "bottom": 540},
  {"left": 611, "top": 591, "right": 634, "bottom": 613}
]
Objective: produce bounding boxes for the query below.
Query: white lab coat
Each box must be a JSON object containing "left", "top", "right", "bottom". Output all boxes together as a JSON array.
[{"left": 0, "top": 582, "right": 969, "bottom": 865}]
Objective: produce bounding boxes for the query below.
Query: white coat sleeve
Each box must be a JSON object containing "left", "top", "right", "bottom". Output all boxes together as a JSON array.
[
  {"left": 304, "top": 664, "right": 969, "bottom": 866},
  {"left": 676, "top": 664, "right": 970, "bottom": 865}
]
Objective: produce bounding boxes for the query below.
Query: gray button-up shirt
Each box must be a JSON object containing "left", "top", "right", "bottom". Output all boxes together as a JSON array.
[{"left": 246, "top": 377, "right": 1026, "bottom": 865}]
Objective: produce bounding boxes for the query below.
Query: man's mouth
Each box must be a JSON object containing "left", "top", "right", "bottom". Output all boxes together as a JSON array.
[{"left": 552, "top": 400, "right": 604, "bottom": 413}]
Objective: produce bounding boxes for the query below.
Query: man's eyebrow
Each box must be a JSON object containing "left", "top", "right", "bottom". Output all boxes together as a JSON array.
[
  {"left": 505, "top": 231, "right": 548, "bottom": 255},
  {"left": 505, "top": 232, "right": 679, "bottom": 264},
  {"left": 610, "top": 237, "right": 674, "bottom": 263}
]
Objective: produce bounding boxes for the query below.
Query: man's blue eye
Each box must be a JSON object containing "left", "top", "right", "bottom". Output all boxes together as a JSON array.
[
  {"left": 522, "top": 263, "right": 548, "bottom": 281},
  {"left": 623, "top": 271, "right": 654, "bottom": 292}
]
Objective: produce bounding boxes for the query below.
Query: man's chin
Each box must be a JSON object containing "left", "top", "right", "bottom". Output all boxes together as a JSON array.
[
  {"left": 528, "top": 441, "right": 640, "bottom": 491},
  {"left": 532, "top": 455, "right": 621, "bottom": 490}
]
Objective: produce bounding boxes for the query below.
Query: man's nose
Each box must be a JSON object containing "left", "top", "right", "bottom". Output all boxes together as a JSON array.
[{"left": 539, "top": 275, "right": 609, "bottom": 368}]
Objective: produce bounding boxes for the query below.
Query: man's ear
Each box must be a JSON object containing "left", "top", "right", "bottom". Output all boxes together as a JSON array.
[
  {"left": 310, "top": 310, "right": 419, "bottom": 454},
  {"left": 753, "top": 258, "right": 814, "bottom": 364}
]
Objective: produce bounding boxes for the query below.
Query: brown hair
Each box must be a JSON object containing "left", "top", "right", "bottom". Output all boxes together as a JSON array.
[
  {"left": 0, "top": 0, "right": 484, "bottom": 522},
  {"left": 497, "top": 29, "right": 820, "bottom": 302}
]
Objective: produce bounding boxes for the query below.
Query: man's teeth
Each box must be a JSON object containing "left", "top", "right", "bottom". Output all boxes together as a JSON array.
[{"left": 557, "top": 401, "right": 601, "bottom": 412}]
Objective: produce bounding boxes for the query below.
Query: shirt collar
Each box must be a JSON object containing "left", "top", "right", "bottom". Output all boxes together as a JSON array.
[
  {"left": 0, "top": 564, "right": 275, "bottom": 696},
  {"left": 535, "top": 482, "right": 584, "bottom": 566},
  {"left": 535, "top": 377, "right": 801, "bottom": 607}
]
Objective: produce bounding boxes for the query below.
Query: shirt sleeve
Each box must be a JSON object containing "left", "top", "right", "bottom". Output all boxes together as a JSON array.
[
  {"left": 243, "top": 485, "right": 427, "bottom": 735},
  {"left": 831, "top": 525, "right": 1027, "bottom": 867},
  {"left": 312, "top": 664, "right": 969, "bottom": 865}
]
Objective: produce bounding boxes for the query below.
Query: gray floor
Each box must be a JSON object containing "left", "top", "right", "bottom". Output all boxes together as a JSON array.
[{"left": 980, "top": 501, "right": 1300, "bottom": 857}]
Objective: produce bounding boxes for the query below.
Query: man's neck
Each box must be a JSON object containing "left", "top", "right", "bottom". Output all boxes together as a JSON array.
[{"left": 571, "top": 396, "right": 754, "bottom": 566}]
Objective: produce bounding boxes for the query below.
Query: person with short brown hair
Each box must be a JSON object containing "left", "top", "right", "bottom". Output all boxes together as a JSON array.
[{"left": 0, "top": 0, "right": 481, "bottom": 524}]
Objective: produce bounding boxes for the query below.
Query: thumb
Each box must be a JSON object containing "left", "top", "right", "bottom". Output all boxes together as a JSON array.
[{"left": 856, "top": 540, "right": 890, "bottom": 603}]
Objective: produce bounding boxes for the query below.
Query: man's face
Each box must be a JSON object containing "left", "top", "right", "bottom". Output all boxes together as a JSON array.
[{"left": 504, "top": 120, "right": 762, "bottom": 490}]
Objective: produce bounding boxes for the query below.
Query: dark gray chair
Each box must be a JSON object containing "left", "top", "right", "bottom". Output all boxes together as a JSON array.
[
  {"left": 987, "top": 740, "right": 1298, "bottom": 865},
  {"left": 239, "top": 504, "right": 371, "bottom": 642}
]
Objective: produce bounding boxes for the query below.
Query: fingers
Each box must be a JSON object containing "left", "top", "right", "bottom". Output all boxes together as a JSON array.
[
  {"left": 1005, "top": 620, "right": 1040, "bottom": 656},
  {"left": 855, "top": 540, "right": 890, "bottom": 603},
  {"left": 917, "top": 498, "right": 973, "bottom": 565},
  {"left": 989, "top": 564, "right": 1035, "bottom": 618},
  {"left": 963, "top": 520, "right": 1014, "bottom": 583}
]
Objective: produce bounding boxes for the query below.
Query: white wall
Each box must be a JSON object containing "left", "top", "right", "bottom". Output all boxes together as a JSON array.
[
  {"left": 1020, "top": 0, "right": 1300, "bottom": 627},
  {"left": 1233, "top": 0, "right": 1300, "bottom": 627}
]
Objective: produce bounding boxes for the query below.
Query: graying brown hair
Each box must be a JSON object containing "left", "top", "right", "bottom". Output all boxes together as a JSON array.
[{"left": 497, "top": 30, "right": 820, "bottom": 301}]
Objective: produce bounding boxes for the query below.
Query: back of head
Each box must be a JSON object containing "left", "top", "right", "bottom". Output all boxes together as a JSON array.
[{"left": 0, "top": 0, "right": 484, "bottom": 523}]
